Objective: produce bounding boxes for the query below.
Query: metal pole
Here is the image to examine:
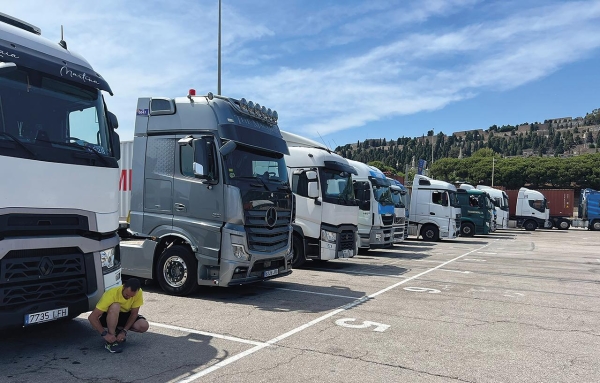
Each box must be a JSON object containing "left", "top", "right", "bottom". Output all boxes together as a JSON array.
[
  {"left": 431, "top": 128, "right": 434, "bottom": 164},
  {"left": 491, "top": 157, "right": 495, "bottom": 187},
  {"left": 218, "top": 0, "right": 222, "bottom": 95}
]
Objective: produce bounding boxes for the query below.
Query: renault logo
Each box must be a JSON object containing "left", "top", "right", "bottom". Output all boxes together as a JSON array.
[
  {"left": 265, "top": 207, "right": 278, "bottom": 227},
  {"left": 38, "top": 257, "right": 54, "bottom": 276}
]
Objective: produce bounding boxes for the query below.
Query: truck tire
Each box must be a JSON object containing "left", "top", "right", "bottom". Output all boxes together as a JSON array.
[
  {"left": 421, "top": 224, "right": 439, "bottom": 241},
  {"left": 292, "top": 235, "right": 307, "bottom": 268},
  {"left": 556, "top": 219, "right": 570, "bottom": 230},
  {"left": 523, "top": 220, "right": 537, "bottom": 231},
  {"left": 460, "top": 222, "right": 475, "bottom": 237},
  {"left": 156, "top": 245, "right": 199, "bottom": 296},
  {"left": 591, "top": 220, "right": 600, "bottom": 231}
]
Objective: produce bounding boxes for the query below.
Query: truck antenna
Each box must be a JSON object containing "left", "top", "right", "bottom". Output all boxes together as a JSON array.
[
  {"left": 316, "top": 131, "right": 331, "bottom": 152},
  {"left": 59, "top": 25, "right": 67, "bottom": 50}
]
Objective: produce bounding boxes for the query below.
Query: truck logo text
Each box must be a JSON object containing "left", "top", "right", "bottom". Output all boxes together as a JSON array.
[
  {"left": 0, "top": 49, "right": 18, "bottom": 59},
  {"left": 60, "top": 64, "right": 100, "bottom": 85}
]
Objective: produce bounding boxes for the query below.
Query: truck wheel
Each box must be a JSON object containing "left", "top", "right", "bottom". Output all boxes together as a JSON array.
[
  {"left": 157, "top": 245, "right": 198, "bottom": 296},
  {"left": 292, "top": 235, "right": 307, "bottom": 268},
  {"left": 557, "top": 220, "right": 570, "bottom": 230},
  {"left": 523, "top": 220, "right": 537, "bottom": 231},
  {"left": 460, "top": 222, "right": 475, "bottom": 237},
  {"left": 421, "top": 224, "right": 439, "bottom": 241},
  {"left": 591, "top": 220, "right": 600, "bottom": 231}
]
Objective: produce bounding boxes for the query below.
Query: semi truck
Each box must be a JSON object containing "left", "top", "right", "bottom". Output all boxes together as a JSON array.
[
  {"left": 387, "top": 178, "right": 407, "bottom": 243},
  {"left": 347, "top": 160, "right": 395, "bottom": 249},
  {"left": 506, "top": 187, "right": 550, "bottom": 230},
  {"left": 573, "top": 188, "right": 600, "bottom": 230},
  {"left": 456, "top": 188, "right": 492, "bottom": 236},
  {"left": 408, "top": 175, "right": 461, "bottom": 241},
  {"left": 280, "top": 131, "right": 359, "bottom": 267},
  {"left": 0, "top": 13, "right": 122, "bottom": 329},
  {"left": 506, "top": 188, "right": 575, "bottom": 230},
  {"left": 119, "top": 91, "right": 293, "bottom": 295},
  {"left": 476, "top": 185, "right": 509, "bottom": 229}
]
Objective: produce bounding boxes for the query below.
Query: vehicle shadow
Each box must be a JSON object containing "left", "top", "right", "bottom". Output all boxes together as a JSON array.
[
  {"left": 0, "top": 317, "right": 224, "bottom": 383},
  {"left": 449, "top": 240, "right": 491, "bottom": 245}
]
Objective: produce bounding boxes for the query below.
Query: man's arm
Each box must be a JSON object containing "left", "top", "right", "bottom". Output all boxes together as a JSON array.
[{"left": 88, "top": 308, "right": 106, "bottom": 334}]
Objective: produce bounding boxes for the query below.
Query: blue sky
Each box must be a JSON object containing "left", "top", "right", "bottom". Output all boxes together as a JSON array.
[{"left": 5, "top": 1, "right": 600, "bottom": 148}]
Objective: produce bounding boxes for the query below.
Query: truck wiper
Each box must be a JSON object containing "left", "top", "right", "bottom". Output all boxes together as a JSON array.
[{"left": 0, "top": 132, "right": 36, "bottom": 159}]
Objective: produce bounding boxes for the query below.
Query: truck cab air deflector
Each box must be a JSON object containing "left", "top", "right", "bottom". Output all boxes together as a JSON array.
[{"left": 218, "top": 124, "right": 289, "bottom": 155}]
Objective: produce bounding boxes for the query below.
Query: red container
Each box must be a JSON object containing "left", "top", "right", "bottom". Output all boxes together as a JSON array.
[{"left": 504, "top": 189, "right": 573, "bottom": 217}]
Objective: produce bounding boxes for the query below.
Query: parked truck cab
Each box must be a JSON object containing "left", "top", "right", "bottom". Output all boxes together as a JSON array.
[
  {"left": 0, "top": 13, "right": 122, "bottom": 329},
  {"left": 281, "top": 131, "right": 359, "bottom": 267},
  {"left": 120, "top": 92, "right": 293, "bottom": 295},
  {"left": 347, "top": 160, "right": 395, "bottom": 249},
  {"left": 408, "top": 175, "right": 461, "bottom": 241},
  {"left": 477, "top": 185, "right": 509, "bottom": 229},
  {"left": 573, "top": 188, "right": 600, "bottom": 230},
  {"left": 456, "top": 189, "right": 492, "bottom": 236},
  {"left": 513, "top": 187, "right": 550, "bottom": 230}
]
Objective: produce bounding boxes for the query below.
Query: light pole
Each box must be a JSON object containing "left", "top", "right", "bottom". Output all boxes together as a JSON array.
[
  {"left": 431, "top": 128, "right": 434, "bottom": 164},
  {"left": 491, "top": 157, "right": 495, "bottom": 187},
  {"left": 218, "top": 0, "right": 222, "bottom": 95}
]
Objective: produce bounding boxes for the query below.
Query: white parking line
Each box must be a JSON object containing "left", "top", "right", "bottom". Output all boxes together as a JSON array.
[
  {"left": 439, "top": 269, "right": 471, "bottom": 274},
  {"left": 175, "top": 242, "right": 490, "bottom": 383},
  {"left": 261, "top": 286, "right": 359, "bottom": 300},
  {"left": 149, "top": 322, "right": 268, "bottom": 347}
]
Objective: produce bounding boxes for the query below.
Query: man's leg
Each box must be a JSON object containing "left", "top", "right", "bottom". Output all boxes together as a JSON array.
[
  {"left": 105, "top": 303, "right": 121, "bottom": 336},
  {"left": 130, "top": 316, "right": 149, "bottom": 333}
]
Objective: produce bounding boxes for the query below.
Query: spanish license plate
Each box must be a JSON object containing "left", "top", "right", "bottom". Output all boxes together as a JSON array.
[
  {"left": 341, "top": 249, "right": 353, "bottom": 258},
  {"left": 24, "top": 307, "right": 68, "bottom": 325},
  {"left": 264, "top": 268, "right": 279, "bottom": 277}
]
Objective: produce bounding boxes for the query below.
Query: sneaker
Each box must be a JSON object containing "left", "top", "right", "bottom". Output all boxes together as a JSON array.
[{"left": 105, "top": 342, "right": 123, "bottom": 353}]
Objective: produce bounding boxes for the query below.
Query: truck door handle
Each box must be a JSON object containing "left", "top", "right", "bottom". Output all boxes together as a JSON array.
[
  {"left": 430, "top": 212, "right": 435, "bottom": 215},
  {"left": 175, "top": 203, "right": 186, "bottom": 211}
]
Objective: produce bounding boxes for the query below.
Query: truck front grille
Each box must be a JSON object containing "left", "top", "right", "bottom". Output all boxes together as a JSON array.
[
  {"left": 245, "top": 210, "right": 291, "bottom": 253},
  {"left": 381, "top": 214, "right": 394, "bottom": 226},
  {"left": 0, "top": 248, "right": 89, "bottom": 308},
  {"left": 339, "top": 230, "right": 355, "bottom": 251},
  {"left": 394, "top": 216, "right": 405, "bottom": 225}
]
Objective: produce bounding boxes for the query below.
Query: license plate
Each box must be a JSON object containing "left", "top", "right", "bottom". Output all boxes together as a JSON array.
[
  {"left": 342, "top": 249, "right": 353, "bottom": 258},
  {"left": 384, "top": 233, "right": 391, "bottom": 238},
  {"left": 24, "top": 307, "right": 69, "bottom": 325},
  {"left": 264, "top": 268, "right": 279, "bottom": 277}
]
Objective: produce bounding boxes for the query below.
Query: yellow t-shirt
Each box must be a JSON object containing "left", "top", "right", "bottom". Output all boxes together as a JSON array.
[{"left": 96, "top": 285, "right": 144, "bottom": 313}]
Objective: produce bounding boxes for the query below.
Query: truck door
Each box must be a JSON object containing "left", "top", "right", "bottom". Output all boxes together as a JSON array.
[
  {"left": 172, "top": 135, "right": 224, "bottom": 263},
  {"left": 429, "top": 190, "right": 448, "bottom": 219},
  {"left": 142, "top": 135, "right": 175, "bottom": 235}
]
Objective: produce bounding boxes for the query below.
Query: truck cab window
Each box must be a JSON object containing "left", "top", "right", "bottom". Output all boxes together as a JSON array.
[{"left": 529, "top": 199, "right": 545, "bottom": 213}]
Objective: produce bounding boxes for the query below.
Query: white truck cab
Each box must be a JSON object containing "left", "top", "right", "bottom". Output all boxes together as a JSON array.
[
  {"left": 514, "top": 187, "right": 550, "bottom": 230},
  {"left": 281, "top": 131, "right": 359, "bottom": 267},
  {"left": 347, "top": 160, "right": 395, "bottom": 249},
  {"left": 387, "top": 178, "right": 407, "bottom": 243},
  {"left": 408, "top": 175, "right": 461, "bottom": 241},
  {"left": 477, "top": 185, "right": 509, "bottom": 229}
]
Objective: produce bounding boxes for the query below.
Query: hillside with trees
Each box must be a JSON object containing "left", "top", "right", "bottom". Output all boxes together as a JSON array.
[{"left": 337, "top": 108, "right": 600, "bottom": 189}]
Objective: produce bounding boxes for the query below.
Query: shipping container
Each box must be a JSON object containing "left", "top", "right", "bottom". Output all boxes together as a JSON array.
[
  {"left": 505, "top": 189, "right": 574, "bottom": 217},
  {"left": 118, "top": 141, "right": 134, "bottom": 226}
]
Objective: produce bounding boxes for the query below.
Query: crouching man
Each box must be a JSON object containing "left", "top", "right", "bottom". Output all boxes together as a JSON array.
[{"left": 88, "top": 278, "right": 149, "bottom": 353}]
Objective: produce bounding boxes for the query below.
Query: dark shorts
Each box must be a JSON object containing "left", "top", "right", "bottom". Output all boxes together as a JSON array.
[{"left": 99, "top": 311, "right": 146, "bottom": 329}]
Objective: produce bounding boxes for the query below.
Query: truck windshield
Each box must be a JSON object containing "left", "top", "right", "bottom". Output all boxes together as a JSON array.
[
  {"left": 319, "top": 168, "right": 356, "bottom": 205},
  {"left": 529, "top": 199, "right": 547, "bottom": 213},
  {"left": 0, "top": 67, "right": 113, "bottom": 165},
  {"left": 373, "top": 184, "right": 393, "bottom": 205},
  {"left": 448, "top": 191, "right": 461, "bottom": 208},
  {"left": 224, "top": 144, "right": 288, "bottom": 184},
  {"left": 391, "top": 190, "right": 405, "bottom": 208}
]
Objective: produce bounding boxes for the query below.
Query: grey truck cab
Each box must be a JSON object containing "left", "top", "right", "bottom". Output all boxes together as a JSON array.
[{"left": 121, "top": 91, "right": 293, "bottom": 295}]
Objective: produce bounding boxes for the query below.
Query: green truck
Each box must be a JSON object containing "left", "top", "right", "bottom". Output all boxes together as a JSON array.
[{"left": 456, "top": 189, "right": 493, "bottom": 236}]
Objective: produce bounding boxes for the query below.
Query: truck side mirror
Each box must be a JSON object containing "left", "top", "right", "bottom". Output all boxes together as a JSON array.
[
  {"left": 307, "top": 181, "right": 319, "bottom": 199},
  {"left": 305, "top": 170, "right": 317, "bottom": 181},
  {"left": 107, "top": 111, "right": 119, "bottom": 130},
  {"left": 111, "top": 130, "right": 120, "bottom": 161}
]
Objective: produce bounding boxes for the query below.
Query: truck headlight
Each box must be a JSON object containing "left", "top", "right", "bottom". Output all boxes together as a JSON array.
[
  {"left": 232, "top": 245, "right": 250, "bottom": 261},
  {"left": 321, "top": 230, "right": 337, "bottom": 243},
  {"left": 100, "top": 248, "right": 115, "bottom": 269}
]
